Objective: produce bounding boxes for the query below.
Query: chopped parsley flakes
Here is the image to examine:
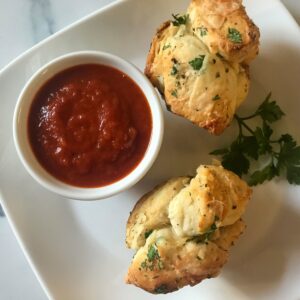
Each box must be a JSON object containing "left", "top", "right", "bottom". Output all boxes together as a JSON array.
[
  {"left": 227, "top": 28, "right": 243, "bottom": 44},
  {"left": 140, "top": 244, "right": 163, "bottom": 271},
  {"left": 198, "top": 26, "right": 208, "bottom": 37},
  {"left": 154, "top": 285, "right": 168, "bottom": 294},
  {"left": 216, "top": 53, "right": 224, "bottom": 59},
  {"left": 171, "top": 90, "right": 178, "bottom": 98},
  {"left": 171, "top": 13, "right": 189, "bottom": 26},
  {"left": 212, "top": 94, "right": 221, "bottom": 101},
  {"left": 170, "top": 65, "right": 178, "bottom": 76},
  {"left": 163, "top": 44, "right": 171, "bottom": 51},
  {"left": 147, "top": 244, "right": 159, "bottom": 261},
  {"left": 189, "top": 55, "right": 205, "bottom": 71},
  {"left": 144, "top": 230, "right": 153, "bottom": 239},
  {"left": 205, "top": 223, "right": 218, "bottom": 239},
  {"left": 186, "top": 223, "right": 218, "bottom": 244}
]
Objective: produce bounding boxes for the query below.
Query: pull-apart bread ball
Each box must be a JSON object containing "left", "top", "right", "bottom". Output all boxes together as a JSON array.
[
  {"left": 125, "top": 165, "right": 252, "bottom": 294},
  {"left": 169, "top": 165, "right": 251, "bottom": 237},
  {"left": 126, "top": 177, "right": 191, "bottom": 250},
  {"left": 145, "top": 0, "right": 260, "bottom": 135}
]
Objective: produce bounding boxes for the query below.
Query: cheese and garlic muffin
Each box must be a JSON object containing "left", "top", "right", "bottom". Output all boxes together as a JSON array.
[
  {"left": 145, "top": 0, "right": 259, "bottom": 135},
  {"left": 125, "top": 164, "right": 251, "bottom": 294}
]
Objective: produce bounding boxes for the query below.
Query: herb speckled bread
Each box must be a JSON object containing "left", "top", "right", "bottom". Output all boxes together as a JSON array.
[
  {"left": 125, "top": 164, "right": 252, "bottom": 294},
  {"left": 145, "top": 0, "right": 260, "bottom": 135}
]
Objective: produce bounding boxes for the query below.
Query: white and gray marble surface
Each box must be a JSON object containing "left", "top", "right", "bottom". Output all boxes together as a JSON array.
[{"left": 0, "top": 0, "right": 299, "bottom": 299}]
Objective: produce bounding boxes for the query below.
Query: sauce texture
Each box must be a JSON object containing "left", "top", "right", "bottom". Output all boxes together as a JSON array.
[{"left": 28, "top": 64, "right": 152, "bottom": 187}]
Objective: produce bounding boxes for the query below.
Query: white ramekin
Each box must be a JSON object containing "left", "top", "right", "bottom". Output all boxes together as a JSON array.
[{"left": 13, "top": 51, "right": 164, "bottom": 200}]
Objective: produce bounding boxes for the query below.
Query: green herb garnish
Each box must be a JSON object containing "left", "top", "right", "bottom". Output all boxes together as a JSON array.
[
  {"left": 171, "top": 90, "right": 178, "bottom": 98},
  {"left": 144, "top": 230, "right": 153, "bottom": 239},
  {"left": 227, "top": 28, "right": 243, "bottom": 44},
  {"left": 170, "top": 65, "right": 178, "bottom": 76},
  {"left": 202, "top": 223, "right": 217, "bottom": 241},
  {"left": 189, "top": 55, "right": 205, "bottom": 71},
  {"left": 140, "top": 244, "right": 164, "bottom": 271},
  {"left": 187, "top": 223, "right": 218, "bottom": 244},
  {"left": 216, "top": 53, "right": 224, "bottom": 59},
  {"left": 163, "top": 44, "right": 171, "bottom": 51},
  {"left": 140, "top": 261, "right": 147, "bottom": 269},
  {"left": 147, "top": 244, "right": 159, "bottom": 261},
  {"left": 154, "top": 285, "right": 168, "bottom": 294},
  {"left": 212, "top": 94, "right": 221, "bottom": 101},
  {"left": 157, "top": 260, "right": 164, "bottom": 270},
  {"left": 198, "top": 26, "right": 208, "bottom": 37},
  {"left": 210, "top": 93, "right": 300, "bottom": 186},
  {"left": 171, "top": 13, "right": 189, "bottom": 26}
]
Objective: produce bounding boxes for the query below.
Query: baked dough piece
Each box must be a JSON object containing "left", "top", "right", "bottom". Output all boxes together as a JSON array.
[
  {"left": 169, "top": 165, "right": 251, "bottom": 236},
  {"left": 188, "top": 0, "right": 260, "bottom": 63},
  {"left": 145, "top": 0, "right": 259, "bottom": 135},
  {"left": 126, "top": 221, "right": 246, "bottom": 294},
  {"left": 125, "top": 165, "right": 251, "bottom": 294},
  {"left": 126, "top": 177, "right": 190, "bottom": 250}
]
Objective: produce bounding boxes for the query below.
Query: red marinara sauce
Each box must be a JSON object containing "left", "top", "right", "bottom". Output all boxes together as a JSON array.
[{"left": 28, "top": 64, "right": 152, "bottom": 187}]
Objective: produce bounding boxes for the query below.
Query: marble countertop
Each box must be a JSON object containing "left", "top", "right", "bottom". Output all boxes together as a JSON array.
[{"left": 0, "top": 0, "right": 299, "bottom": 299}]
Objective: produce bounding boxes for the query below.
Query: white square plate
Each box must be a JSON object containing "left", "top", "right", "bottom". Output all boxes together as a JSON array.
[{"left": 1, "top": 0, "right": 300, "bottom": 299}]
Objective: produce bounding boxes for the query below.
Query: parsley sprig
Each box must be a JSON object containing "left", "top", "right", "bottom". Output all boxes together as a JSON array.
[{"left": 210, "top": 93, "right": 300, "bottom": 186}]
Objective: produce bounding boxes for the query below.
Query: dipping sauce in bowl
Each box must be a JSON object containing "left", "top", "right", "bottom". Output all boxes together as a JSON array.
[
  {"left": 14, "top": 51, "right": 163, "bottom": 200},
  {"left": 28, "top": 64, "right": 152, "bottom": 188}
]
